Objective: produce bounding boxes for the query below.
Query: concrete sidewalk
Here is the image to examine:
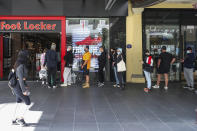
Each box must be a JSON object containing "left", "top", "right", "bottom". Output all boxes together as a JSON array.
[{"left": 0, "top": 81, "right": 197, "bottom": 131}]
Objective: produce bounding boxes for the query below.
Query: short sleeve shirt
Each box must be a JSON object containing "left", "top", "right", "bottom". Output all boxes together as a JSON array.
[
  {"left": 159, "top": 52, "right": 173, "bottom": 69},
  {"left": 83, "top": 52, "right": 91, "bottom": 69}
]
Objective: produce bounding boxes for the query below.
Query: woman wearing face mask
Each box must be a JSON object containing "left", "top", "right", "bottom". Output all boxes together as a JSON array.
[
  {"left": 142, "top": 50, "right": 153, "bottom": 93},
  {"left": 116, "top": 48, "right": 126, "bottom": 90}
]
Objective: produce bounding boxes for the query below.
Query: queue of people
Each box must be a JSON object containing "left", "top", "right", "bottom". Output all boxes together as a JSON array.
[{"left": 142, "top": 46, "right": 196, "bottom": 93}]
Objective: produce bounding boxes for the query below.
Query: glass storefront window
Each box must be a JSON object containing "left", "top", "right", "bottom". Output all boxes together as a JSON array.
[
  {"left": 66, "top": 18, "right": 109, "bottom": 73},
  {"left": 145, "top": 25, "right": 180, "bottom": 81}
]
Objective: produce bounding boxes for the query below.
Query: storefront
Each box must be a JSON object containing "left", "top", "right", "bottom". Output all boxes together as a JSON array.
[
  {"left": 0, "top": 16, "right": 66, "bottom": 81},
  {"left": 142, "top": 9, "right": 197, "bottom": 81},
  {"left": 0, "top": 16, "right": 126, "bottom": 82}
]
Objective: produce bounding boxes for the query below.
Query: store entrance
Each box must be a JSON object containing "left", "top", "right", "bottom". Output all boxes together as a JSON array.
[
  {"left": 2, "top": 32, "right": 61, "bottom": 81},
  {"left": 145, "top": 25, "right": 181, "bottom": 81}
]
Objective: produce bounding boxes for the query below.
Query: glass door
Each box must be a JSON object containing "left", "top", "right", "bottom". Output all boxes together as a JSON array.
[{"left": 145, "top": 25, "right": 181, "bottom": 81}]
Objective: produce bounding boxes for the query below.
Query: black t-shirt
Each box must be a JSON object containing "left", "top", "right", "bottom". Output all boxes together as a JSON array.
[{"left": 159, "top": 52, "right": 173, "bottom": 69}]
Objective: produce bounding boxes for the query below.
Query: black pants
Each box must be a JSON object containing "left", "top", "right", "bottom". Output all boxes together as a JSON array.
[
  {"left": 13, "top": 81, "right": 31, "bottom": 105},
  {"left": 98, "top": 66, "right": 104, "bottom": 83},
  {"left": 117, "top": 72, "right": 125, "bottom": 89},
  {"left": 47, "top": 67, "right": 57, "bottom": 86}
]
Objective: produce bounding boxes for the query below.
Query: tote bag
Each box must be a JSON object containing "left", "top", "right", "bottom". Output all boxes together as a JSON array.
[{"left": 117, "top": 59, "right": 126, "bottom": 72}]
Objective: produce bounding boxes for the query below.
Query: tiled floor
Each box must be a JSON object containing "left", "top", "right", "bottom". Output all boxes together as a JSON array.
[{"left": 0, "top": 81, "right": 197, "bottom": 131}]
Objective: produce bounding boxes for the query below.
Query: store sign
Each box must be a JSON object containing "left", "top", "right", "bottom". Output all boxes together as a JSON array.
[{"left": 0, "top": 20, "right": 61, "bottom": 32}]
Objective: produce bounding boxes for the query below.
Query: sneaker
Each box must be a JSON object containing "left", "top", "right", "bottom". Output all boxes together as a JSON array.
[
  {"left": 53, "top": 86, "right": 57, "bottom": 89},
  {"left": 113, "top": 84, "right": 120, "bottom": 88},
  {"left": 48, "top": 86, "right": 52, "bottom": 89},
  {"left": 188, "top": 87, "right": 195, "bottom": 91},
  {"left": 183, "top": 85, "right": 189, "bottom": 89},
  {"left": 144, "top": 88, "right": 149, "bottom": 93},
  {"left": 16, "top": 118, "right": 28, "bottom": 127},
  {"left": 68, "top": 83, "right": 71, "bottom": 86},
  {"left": 164, "top": 86, "right": 168, "bottom": 90},
  {"left": 98, "top": 83, "right": 104, "bottom": 87},
  {"left": 12, "top": 118, "right": 19, "bottom": 125},
  {"left": 83, "top": 83, "right": 90, "bottom": 88},
  {"left": 42, "top": 81, "right": 45, "bottom": 85},
  {"left": 152, "top": 85, "right": 159, "bottom": 89},
  {"left": 61, "top": 84, "right": 67, "bottom": 87}
]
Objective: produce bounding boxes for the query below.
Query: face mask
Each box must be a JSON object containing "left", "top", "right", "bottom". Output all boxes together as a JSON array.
[
  {"left": 187, "top": 50, "right": 191, "bottom": 54},
  {"left": 145, "top": 53, "right": 149, "bottom": 56},
  {"left": 117, "top": 52, "right": 121, "bottom": 55}
]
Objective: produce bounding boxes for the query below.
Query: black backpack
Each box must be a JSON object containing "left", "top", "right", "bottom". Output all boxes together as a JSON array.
[{"left": 8, "top": 70, "right": 17, "bottom": 89}]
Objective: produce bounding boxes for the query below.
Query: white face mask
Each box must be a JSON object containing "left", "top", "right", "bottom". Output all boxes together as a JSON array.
[
  {"left": 187, "top": 50, "right": 191, "bottom": 54},
  {"left": 117, "top": 52, "right": 121, "bottom": 55}
]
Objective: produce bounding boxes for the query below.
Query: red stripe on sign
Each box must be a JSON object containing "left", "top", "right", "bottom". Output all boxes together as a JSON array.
[{"left": 0, "top": 34, "right": 3, "bottom": 79}]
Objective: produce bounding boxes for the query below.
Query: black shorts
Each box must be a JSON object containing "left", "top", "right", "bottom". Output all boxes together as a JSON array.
[
  {"left": 157, "top": 67, "right": 170, "bottom": 74},
  {"left": 83, "top": 68, "right": 89, "bottom": 75}
]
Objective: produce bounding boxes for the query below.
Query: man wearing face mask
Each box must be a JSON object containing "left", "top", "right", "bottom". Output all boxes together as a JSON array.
[
  {"left": 81, "top": 46, "right": 91, "bottom": 88},
  {"left": 98, "top": 46, "right": 106, "bottom": 87},
  {"left": 61, "top": 46, "right": 74, "bottom": 87},
  {"left": 181, "top": 47, "right": 195, "bottom": 91}
]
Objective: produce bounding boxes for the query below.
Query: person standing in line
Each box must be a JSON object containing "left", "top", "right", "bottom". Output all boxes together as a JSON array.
[
  {"left": 81, "top": 46, "right": 91, "bottom": 88},
  {"left": 11, "top": 52, "right": 31, "bottom": 126},
  {"left": 152, "top": 46, "right": 176, "bottom": 90},
  {"left": 44, "top": 43, "right": 58, "bottom": 89},
  {"left": 111, "top": 48, "right": 120, "bottom": 88},
  {"left": 142, "top": 50, "right": 153, "bottom": 93},
  {"left": 40, "top": 48, "right": 47, "bottom": 85},
  {"left": 98, "top": 46, "right": 106, "bottom": 87},
  {"left": 181, "top": 47, "right": 195, "bottom": 91},
  {"left": 61, "top": 46, "right": 74, "bottom": 87},
  {"left": 116, "top": 48, "right": 126, "bottom": 90}
]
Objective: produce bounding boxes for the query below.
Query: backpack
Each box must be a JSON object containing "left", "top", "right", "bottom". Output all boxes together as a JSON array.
[{"left": 8, "top": 70, "right": 17, "bottom": 89}]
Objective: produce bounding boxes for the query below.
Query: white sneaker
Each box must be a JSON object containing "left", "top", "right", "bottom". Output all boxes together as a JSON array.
[
  {"left": 152, "top": 85, "right": 159, "bottom": 89},
  {"left": 68, "top": 83, "right": 71, "bottom": 86},
  {"left": 61, "top": 84, "right": 68, "bottom": 87},
  {"left": 164, "top": 86, "right": 168, "bottom": 90},
  {"left": 188, "top": 87, "right": 195, "bottom": 91},
  {"left": 53, "top": 86, "right": 57, "bottom": 89},
  {"left": 42, "top": 81, "right": 45, "bottom": 85},
  {"left": 48, "top": 86, "right": 51, "bottom": 89}
]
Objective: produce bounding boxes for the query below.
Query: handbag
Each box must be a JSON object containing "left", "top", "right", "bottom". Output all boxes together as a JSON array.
[{"left": 117, "top": 59, "right": 126, "bottom": 72}]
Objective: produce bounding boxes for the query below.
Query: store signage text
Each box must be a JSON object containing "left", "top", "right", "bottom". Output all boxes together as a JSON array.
[{"left": 0, "top": 21, "right": 57, "bottom": 32}]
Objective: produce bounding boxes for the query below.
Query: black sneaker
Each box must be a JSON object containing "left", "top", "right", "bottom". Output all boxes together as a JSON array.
[
  {"left": 12, "top": 118, "right": 19, "bottom": 125},
  {"left": 16, "top": 118, "right": 28, "bottom": 127}
]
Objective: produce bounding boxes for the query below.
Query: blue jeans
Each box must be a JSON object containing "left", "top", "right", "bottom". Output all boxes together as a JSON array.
[
  {"left": 144, "top": 70, "right": 151, "bottom": 89},
  {"left": 113, "top": 66, "right": 119, "bottom": 85}
]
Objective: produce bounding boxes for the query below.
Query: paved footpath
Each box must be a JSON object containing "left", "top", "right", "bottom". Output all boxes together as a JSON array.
[{"left": 0, "top": 81, "right": 197, "bottom": 131}]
